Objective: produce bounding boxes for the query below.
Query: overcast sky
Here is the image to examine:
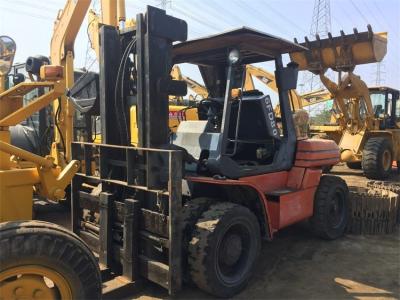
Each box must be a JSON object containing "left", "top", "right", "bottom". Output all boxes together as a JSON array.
[{"left": 1, "top": 0, "right": 399, "bottom": 93}]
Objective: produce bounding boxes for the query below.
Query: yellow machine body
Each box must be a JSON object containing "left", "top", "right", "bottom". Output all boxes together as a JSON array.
[
  {"left": 291, "top": 26, "right": 399, "bottom": 171},
  {"left": 0, "top": 0, "right": 92, "bottom": 223}
]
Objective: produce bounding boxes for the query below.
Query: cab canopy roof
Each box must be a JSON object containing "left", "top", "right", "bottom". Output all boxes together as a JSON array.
[
  {"left": 173, "top": 27, "right": 307, "bottom": 66},
  {"left": 369, "top": 86, "right": 399, "bottom": 93}
]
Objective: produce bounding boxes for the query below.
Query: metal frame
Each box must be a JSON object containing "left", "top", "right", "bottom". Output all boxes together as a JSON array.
[
  {"left": 70, "top": 6, "right": 187, "bottom": 295},
  {"left": 71, "top": 142, "right": 182, "bottom": 295}
]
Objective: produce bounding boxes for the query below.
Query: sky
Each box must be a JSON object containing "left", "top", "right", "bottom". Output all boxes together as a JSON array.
[{"left": 0, "top": 0, "right": 399, "bottom": 95}]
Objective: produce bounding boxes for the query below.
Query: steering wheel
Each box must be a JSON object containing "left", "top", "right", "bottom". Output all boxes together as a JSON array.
[{"left": 198, "top": 98, "right": 224, "bottom": 121}]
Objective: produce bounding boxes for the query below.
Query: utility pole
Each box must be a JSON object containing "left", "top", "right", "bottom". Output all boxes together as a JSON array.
[{"left": 300, "top": 0, "right": 332, "bottom": 93}]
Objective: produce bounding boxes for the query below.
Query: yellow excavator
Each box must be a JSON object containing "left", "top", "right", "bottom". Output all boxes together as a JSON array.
[{"left": 291, "top": 25, "right": 399, "bottom": 179}]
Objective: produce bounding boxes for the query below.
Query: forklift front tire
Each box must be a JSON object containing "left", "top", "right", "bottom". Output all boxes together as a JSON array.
[
  {"left": 311, "top": 175, "right": 349, "bottom": 240},
  {"left": 188, "top": 202, "right": 261, "bottom": 297}
]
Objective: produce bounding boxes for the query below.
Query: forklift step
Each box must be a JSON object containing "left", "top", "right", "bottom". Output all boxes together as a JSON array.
[{"left": 266, "top": 187, "right": 298, "bottom": 197}]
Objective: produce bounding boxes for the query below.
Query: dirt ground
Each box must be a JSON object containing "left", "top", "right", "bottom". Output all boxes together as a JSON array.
[{"left": 35, "top": 164, "right": 400, "bottom": 300}]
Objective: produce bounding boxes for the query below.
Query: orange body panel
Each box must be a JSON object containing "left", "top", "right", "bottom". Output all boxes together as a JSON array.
[
  {"left": 278, "top": 188, "right": 316, "bottom": 228},
  {"left": 302, "top": 168, "right": 322, "bottom": 189},
  {"left": 239, "top": 171, "right": 289, "bottom": 193},
  {"left": 295, "top": 139, "right": 340, "bottom": 167},
  {"left": 287, "top": 167, "right": 305, "bottom": 189},
  {"left": 187, "top": 166, "right": 321, "bottom": 238}
]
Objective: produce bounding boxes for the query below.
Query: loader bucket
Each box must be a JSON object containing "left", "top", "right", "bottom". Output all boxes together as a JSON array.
[{"left": 290, "top": 25, "right": 387, "bottom": 72}]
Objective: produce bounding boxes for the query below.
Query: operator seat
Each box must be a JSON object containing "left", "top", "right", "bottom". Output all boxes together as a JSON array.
[{"left": 173, "top": 94, "right": 284, "bottom": 178}]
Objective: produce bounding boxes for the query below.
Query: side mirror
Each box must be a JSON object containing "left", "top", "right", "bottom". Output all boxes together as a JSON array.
[
  {"left": 0, "top": 36, "right": 16, "bottom": 76},
  {"left": 275, "top": 62, "right": 299, "bottom": 91}
]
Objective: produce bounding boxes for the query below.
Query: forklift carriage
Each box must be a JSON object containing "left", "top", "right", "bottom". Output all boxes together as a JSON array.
[{"left": 71, "top": 6, "right": 348, "bottom": 298}]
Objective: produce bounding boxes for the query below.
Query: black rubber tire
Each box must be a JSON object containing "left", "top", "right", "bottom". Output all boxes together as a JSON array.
[
  {"left": 311, "top": 175, "right": 349, "bottom": 240},
  {"left": 188, "top": 202, "right": 261, "bottom": 298},
  {"left": 181, "top": 197, "right": 216, "bottom": 282},
  {"left": 362, "top": 137, "right": 393, "bottom": 179},
  {"left": 322, "top": 165, "right": 333, "bottom": 173},
  {"left": 0, "top": 221, "right": 101, "bottom": 299},
  {"left": 346, "top": 161, "right": 362, "bottom": 170}
]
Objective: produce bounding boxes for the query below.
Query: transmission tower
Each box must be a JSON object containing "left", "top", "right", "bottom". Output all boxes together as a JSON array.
[
  {"left": 158, "top": 0, "right": 171, "bottom": 10},
  {"left": 300, "top": 0, "right": 332, "bottom": 94},
  {"left": 372, "top": 62, "right": 386, "bottom": 86}
]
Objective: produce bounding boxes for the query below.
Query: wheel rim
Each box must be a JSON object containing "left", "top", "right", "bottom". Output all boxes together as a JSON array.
[
  {"left": 0, "top": 265, "right": 73, "bottom": 300},
  {"left": 215, "top": 221, "right": 253, "bottom": 286},
  {"left": 382, "top": 149, "right": 391, "bottom": 171},
  {"left": 328, "top": 191, "right": 345, "bottom": 228}
]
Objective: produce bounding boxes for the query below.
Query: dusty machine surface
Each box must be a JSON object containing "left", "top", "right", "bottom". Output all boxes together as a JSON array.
[
  {"left": 290, "top": 26, "right": 400, "bottom": 180},
  {"left": 65, "top": 12, "right": 351, "bottom": 297},
  {"left": 1, "top": 4, "right": 353, "bottom": 300}
]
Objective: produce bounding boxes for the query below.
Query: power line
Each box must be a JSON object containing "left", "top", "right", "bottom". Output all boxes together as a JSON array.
[
  {"left": 262, "top": 2, "right": 308, "bottom": 35},
  {"left": 0, "top": 6, "right": 54, "bottom": 21},
  {"left": 360, "top": 0, "right": 385, "bottom": 29},
  {"left": 181, "top": 1, "right": 236, "bottom": 28},
  {"left": 171, "top": 6, "right": 220, "bottom": 31},
  {"left": 232, "top": 0, "right": 292, "bottom": 36},
  {"left": 349, "top": 0, "right": 369, "bottom": 24},
  {"left": 2, "top": 0, "right": 60, "bottom": 12}
]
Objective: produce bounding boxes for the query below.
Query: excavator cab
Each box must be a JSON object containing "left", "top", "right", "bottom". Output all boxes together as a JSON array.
[
  {"left": 0, "top": 36, "right": 16, "bottom": 92},
  {"left": 172, "top": 28, "right": 305, "bottom": 178}
]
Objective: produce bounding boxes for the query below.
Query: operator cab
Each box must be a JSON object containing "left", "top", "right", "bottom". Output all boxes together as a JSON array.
[
  {"left": 172, "top": 28, "right": 306, "bottom": 178},
  {"left": 369, "top": 86, "right": 400, "bottom": 129}
]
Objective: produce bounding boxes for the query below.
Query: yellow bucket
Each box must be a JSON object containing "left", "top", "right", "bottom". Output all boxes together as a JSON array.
[{"left": 290, "top": 25, "right": 387, "bottom": 72}]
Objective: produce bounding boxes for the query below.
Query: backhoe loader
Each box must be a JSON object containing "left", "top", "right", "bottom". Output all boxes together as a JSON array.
[
  {"left": 0, "top": 0, "right": 123, "bottom": 298},
  {"left": 291, "top": 25, "right": 399, "bottom": 179}
]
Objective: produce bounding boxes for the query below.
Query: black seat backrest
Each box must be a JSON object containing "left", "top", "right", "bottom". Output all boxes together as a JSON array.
[{"left": 228, "top": 95, "right": 280, "bottom": 141}]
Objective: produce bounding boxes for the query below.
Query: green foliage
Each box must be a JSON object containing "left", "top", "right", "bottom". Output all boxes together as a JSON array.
[{"left": 310, "top": 110, "right": 332, "bottom": 125}]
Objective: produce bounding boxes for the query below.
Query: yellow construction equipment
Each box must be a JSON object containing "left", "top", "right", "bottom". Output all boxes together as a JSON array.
[
  {"left": 171, "top": 65, "right": 208, "bottom": 101},
  {"left": 291, "top": 26, "right": 399, "bottom": 179},
  {"left": 0, "top": 1, "right": 125, "bottom": 298},
  {"left": 244, "top": 64, "right": 336, "bottom": 112},
  {"left": 0, "top": 36, "right": 16, "bottom": 93}
]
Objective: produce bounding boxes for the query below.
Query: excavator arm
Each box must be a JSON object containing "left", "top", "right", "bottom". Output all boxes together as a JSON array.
[
  {"left": 244, "top": 64, "right": 319, "bottom": 112},
  {"left": 171, "top": 65, "right": 208, "bottom": 100},
  {"left": 50, "top": 0, "right": 91, "bottom": 164}
]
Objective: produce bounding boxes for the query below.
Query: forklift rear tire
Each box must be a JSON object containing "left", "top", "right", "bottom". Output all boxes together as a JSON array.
[
  {"left": 311, "top": 176, "right": 349, "bottom": 240},
  {"left": 322, "top": 165, "right": 333, "bottom": 173},
  {"left": 346, "top": 161, "right": 362, "bottom": 170},
  {"left": 0, "top": 220, "right": 101, "bottom": 300},
  {"left": 188, "top": 202, "right": 260, "bottom": 298},
  {"left": 362, "top": 137, "right": 393, "bottom": 179}
]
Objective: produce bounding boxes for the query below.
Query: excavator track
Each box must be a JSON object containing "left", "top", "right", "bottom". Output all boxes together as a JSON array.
[{"left": 347, "top": 186, "right": 399, "bottom": 235}]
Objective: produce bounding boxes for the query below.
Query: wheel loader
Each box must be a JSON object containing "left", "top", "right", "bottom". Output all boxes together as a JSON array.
[
  {"left": 1, "top": 5, "right": 350, "bottom": 299},
  {"left": 291, "top": 26, "right": 400, "bottom": 179}
]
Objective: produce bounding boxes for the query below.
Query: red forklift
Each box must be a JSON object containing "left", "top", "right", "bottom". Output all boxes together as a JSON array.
[{"left": 1, "top": 6, "right": 349, "bottom": 299}]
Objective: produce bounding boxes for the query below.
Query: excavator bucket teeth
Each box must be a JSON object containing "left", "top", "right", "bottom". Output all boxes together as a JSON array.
[{"left": 290, "top": 25, "right": 387, "bottom": 72}]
